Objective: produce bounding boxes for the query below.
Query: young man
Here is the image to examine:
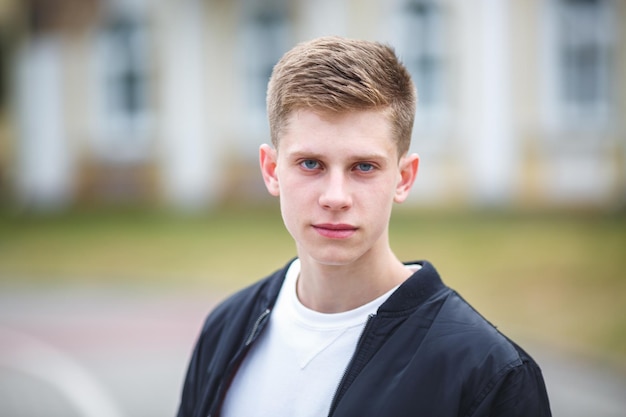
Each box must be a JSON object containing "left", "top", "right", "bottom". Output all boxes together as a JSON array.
[{"left": 177, "top": 36, "right": 551, "bottom": 417}]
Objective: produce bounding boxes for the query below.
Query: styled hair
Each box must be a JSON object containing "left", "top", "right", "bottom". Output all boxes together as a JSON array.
[{"left": 266, "top": 36, "right": 416, "bottom": 156}]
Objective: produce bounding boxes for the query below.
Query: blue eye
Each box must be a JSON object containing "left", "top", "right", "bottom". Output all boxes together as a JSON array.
[
  {"left": 356, "top": 163, "right": 374, "bottom": 172},
  {"left": 301, "top": 160, "right": 319, "bottom": 170}
]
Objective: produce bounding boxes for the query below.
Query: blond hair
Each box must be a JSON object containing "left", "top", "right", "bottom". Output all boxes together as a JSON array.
[{"left": 266, "top": 36, "right": 416, "bottom": 155}]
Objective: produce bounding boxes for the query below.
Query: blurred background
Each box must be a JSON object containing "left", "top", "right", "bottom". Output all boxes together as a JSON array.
[{"left": 0, "top": 0, "right": 625, "bottom": 416}]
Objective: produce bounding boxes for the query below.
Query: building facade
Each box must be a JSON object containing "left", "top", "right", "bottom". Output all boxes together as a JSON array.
[{"left": 0, "top": 0, "right": 624, "bottom": 210}]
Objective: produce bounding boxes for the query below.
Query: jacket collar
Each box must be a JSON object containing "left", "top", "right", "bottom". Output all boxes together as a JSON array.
[
  {"left": 271, "top": 259, "right": 446, "bottom": 315},
  {"left": 378, "top": 261, "right": 447, "bottom": 314}
]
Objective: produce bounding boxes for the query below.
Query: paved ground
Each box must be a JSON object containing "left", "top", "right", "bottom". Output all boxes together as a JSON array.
[{"left": 0, "top": 287, "right": 625, "bottom": 417}]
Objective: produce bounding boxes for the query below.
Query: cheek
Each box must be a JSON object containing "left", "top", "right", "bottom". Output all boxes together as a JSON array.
[
  {"left": 367, "top": 178, "right": 398, "bottom": 206},
  {"left": 278, "top": 195, "right": 307, "bottom": 244},
  {"left": 277, "top": 184, "right": 305, "bottom": 226},
  {"left": 370, "top": 181, "right": 398, "bottom": 222}
]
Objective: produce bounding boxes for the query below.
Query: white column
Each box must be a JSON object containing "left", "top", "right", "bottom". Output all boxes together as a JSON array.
[
  {"left": 159, "top": 0, "right": 219, "bottom": 209},
  {"left": 465, "top": 0, "right": 516, "bottom": 206},
  {"left": 15, "top": 37, "right": 74, "bottom": 209}
]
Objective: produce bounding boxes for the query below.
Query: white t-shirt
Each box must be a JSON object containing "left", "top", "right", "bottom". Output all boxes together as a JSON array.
[{"left": 221, "top": 259, "right": 419, "bottom": 417}]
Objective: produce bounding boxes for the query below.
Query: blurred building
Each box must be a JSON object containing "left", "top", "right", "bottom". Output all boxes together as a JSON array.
[{"left": 0, "top": 0, "right": 624, "bottom": 210}]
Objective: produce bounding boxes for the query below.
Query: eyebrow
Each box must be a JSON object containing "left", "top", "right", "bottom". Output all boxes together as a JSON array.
[{"left": 286, "top": 150, "right": 389, "bottom": 163}]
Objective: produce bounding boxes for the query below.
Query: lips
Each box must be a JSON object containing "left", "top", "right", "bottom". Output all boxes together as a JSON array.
[{"left": 312, "top": 223, "right": 357, "bottom": 239}]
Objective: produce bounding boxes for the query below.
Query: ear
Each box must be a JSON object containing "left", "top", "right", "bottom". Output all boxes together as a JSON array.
[
  {"left": 259, "top": 144, "right": 280, "bottom": 197},
  {"left": 394, "top": 153, "right": 419, "bottom": 203}
]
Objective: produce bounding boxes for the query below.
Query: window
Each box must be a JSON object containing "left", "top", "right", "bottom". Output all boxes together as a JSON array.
[
  {"left": 548, "top": 0, "right": 614, "bottom": 126},
  {"left": 92, "top": 13, "right": 153, "bottom": 161},
  {"left": 241, "top": 0, "right": 289, "bottom": 130},
  {"left": 105, "top": 17, "right": 147, "bottom": 127},
  {"left": 103, "top": 16, "right": 151, "bottom": 136},
  {"left": 393, "top": 0, "right": 449, "bottom": 129}
]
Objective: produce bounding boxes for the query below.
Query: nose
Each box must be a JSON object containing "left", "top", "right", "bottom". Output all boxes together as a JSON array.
[{"left": 318, "top": 170, "right": 352, "bottom": 210}]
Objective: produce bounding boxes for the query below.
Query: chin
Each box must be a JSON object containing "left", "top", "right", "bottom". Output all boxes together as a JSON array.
[{"left": 304, "top": 248, "right": 367, "bottom": 268}]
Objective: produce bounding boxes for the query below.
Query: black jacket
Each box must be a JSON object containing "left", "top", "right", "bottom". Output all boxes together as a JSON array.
[{"left": 177, "top": 260, "right": 551, "bottom": 417}]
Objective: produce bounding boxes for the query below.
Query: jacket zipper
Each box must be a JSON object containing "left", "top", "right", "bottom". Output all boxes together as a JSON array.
[
  {"left": 207, "top": 307, "right": 271, "bottom": 417},
  {"left": 327, "top": 313, "right": 376, "bottom": 417},
  {"left": 245, "top": 307, "right": 271, "bottom": 345}
]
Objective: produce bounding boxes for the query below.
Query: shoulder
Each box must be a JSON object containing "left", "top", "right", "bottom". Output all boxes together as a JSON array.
[
  {"left": 392, "top": 261, "right": 528, "bottom": 367},
  {"left": 383, "top": 262, "right": 550, "bottom": 415},
  {"left": 433, "top": 290, "right": 524, "bottom": 364},
  {"left": 432, "top": 291, "right": 550, "bottom": 414}
]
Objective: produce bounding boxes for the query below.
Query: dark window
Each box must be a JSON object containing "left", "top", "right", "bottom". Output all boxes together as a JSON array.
[
  {"left": 556, "top": 0, "right": 613, "bottom": 115},
  {"left": 103, "top": 16, "right": 150, "bottom": 128},
  {"left": 403, "top": 0, "right": 446, "bottom": 108}
]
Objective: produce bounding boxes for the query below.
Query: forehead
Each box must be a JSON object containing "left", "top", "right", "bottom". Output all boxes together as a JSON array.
[{"left": 278, "top": 109, "right": 398, "bottom": 159}]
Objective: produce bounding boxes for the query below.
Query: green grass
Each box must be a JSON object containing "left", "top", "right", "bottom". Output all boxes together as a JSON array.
[
  {"left": 0, "top": 204, "right": 293, "bottom": 288},
  {"left": 0, "top": 205, "right": 625, "bottom": 363}
]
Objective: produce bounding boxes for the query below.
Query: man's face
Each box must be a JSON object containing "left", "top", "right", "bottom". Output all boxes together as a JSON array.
[{"left": 260, "top": 109, "right": 418, "bottom": 267}]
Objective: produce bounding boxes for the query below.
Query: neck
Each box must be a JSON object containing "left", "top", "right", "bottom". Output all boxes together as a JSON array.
[{"left": 296, "top": 248, "right": 411, "bottom": 314}]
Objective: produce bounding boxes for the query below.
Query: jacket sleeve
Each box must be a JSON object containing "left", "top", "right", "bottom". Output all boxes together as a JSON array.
[
  {"left": 469, "top": 358, "right": 552, "bottom": 417},
  {"left": 176, "top": 305, "right": 230, "bottom": 417},
  {"left": 176, "top": 326, "right": 208, "bottom": 417}
]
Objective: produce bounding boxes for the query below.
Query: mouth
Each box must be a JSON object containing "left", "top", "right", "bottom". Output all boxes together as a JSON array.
[{"left": 312, "top": 223, "right": 358, "bottom": 239}]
